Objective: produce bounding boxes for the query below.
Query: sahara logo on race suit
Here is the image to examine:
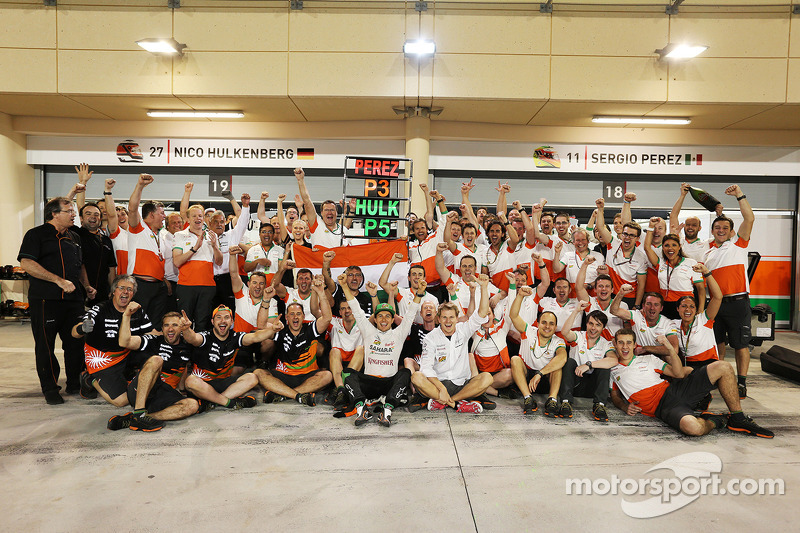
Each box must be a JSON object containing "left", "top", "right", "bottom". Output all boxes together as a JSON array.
[{"left": 117, "top": 140, "right": 143, "bottom": 163}]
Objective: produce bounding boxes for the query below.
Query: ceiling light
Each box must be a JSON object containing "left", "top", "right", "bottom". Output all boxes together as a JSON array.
[
  {"left": 136, "top": 38, "right": 186, "bottom": 56},
  {"left": 147, "top": 110, "right": 244, "bottom": 118},
  {"left": 404, "top": 40, "right": 436, "bottom": 57},
  {"left": 655, "top": 43, "right": 708, "bottom": 60},
  {"left": 592, "top": 116, "right": 691, "bottom": 125}
]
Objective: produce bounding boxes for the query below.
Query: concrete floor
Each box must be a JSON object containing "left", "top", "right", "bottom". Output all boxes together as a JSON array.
[{"left": 1, "top": 321, "right": 797, "bottom": 532}]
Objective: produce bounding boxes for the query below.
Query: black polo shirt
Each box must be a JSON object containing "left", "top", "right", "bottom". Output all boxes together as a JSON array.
[
  {"left": 74, "top": 226, "right": 116, "bottom": 302},
  {"left": 332, "top": 286, "right": 373, "bottom": 316},
  {"left": 18, "top": 223, "right": 84, "bottom": 301}
]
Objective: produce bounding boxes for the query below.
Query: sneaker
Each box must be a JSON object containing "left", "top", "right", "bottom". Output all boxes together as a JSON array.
[
  {"left": 366, "top": 396, "right": 384, "bottom": 408},
  {"left": 523, "top": 396, "right": 537, "bottom": 415},
  {"left": 592, "top": 402, "right": 609, "bottom": 422},
  {"left": 693, "top": 393, "right": 713, "bottom": 412},
  {"left": 197, "top": 399, "right": 216, "bottom": 413},
  {"left": 322, "top": 387, "right": 341, "bottom": 406},
  {"left": 263, "top": 391, "right": 287, "bottom": 404},
  {"left": 558, "top": 400, "right": 573, "bottom": 419},
  {"left": 354, "top": 407, "right": 373, "bottom": 426},
  {"left": 107, "top": 412, "right": 133, "bottom": 430},
  {"left": 129, "top": 413, "right": 165, "bottom": 432},
  {"left": 699, "top": 412, "right": 728, "bottom": 430},
  {"left": 738, "top": 383, "right": 747, "bottom": 400},
  {"left": 228, "top": 395, "right": 257, "bottom": 409},
  {"left": 427, "top": 399, "right": 447, "bottom": 411},
  {"left": 727, "top": 415, "right": 774, "bottom": 438},
  {"left": 298, "top": 392, "right": 316, "bottom": 407},
  {"left": 329, "top": 387, "right": 347, "bottom": 409},
  {"left": 456, "top": 400, "right": 483, "bottom": 414},
  {"left": 44, "top": 390, "right": 64, "bottom": 405},
  {"left": 544, "top": 397, "right": 559, "bottom": 417},
  {"left": 475, "top": 394, "right": 496, "bottom": 410},
  {"left": 407, "top": 394, "right": 428, "bottom": 413},
  {"left": 79, "top": 371, "right": 98, "bottom": 399},
  {"left": 377, "top": 410, "right": 392, "bottom": 427}
]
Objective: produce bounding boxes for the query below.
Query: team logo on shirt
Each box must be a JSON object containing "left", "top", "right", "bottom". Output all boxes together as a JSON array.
[
  {"left": 85, "top": 348, "right": 113, "bottom": 370},
  {"left": 438, "top": 356, "right": 447, "bottom": 362}
]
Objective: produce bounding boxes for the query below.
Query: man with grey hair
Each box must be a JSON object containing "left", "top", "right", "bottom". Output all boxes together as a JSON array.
[{"left": 18, "top": 186, "right": 94, "bottom": 404}]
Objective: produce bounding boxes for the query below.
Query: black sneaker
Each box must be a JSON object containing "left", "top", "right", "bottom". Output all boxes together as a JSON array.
[
  {"left": 130, "top": 413, "right": 165, "bottom": 432},
  {"left": 107, "top": 412, "right": 132, "bottom": 430},
  {"left": 65, "top": 385, "right": 80, "bottom": 395},
  {"left": 498, "top": 387, "right": 523, "bottom": 400},
  {"left": 592, "top": 402, "right": 609, "bottom": 422},
  {"left": 544, "top": 397, "right": 559, "bottom": 417},
  {"left": 699, "top": 412, "right": 728, "bottom": 430},
  {"left": 44, "top": 390, "right": 64, "bottom": 405},
  {"left": 727, "top": 415, "right": 774, "bottom": 438},
  {"left": 228, "top": 396, "right": 257, "bottom": 409},
  {"left": 197, "top": 399, "right": 216, "bottom": 413},
  {"left": 475, "top": 394, "right": 496, "bottom": 410},
  {"left": 407, "top": 393, "right": 428, "bottom": 413},
  {"left": 693, "top": 393, "right": 713, "bottom": 412},
  {"left": 377, "top": 410, "right": 392, "bottom": 427},
  {"left": 322, "top": 387, "right": 340, "bottom": 406},
  {"left": 738, "top": 383, "right": 747, "bottom": 400},
  {"left": 263, "top": 391, "right": 287, "bottom": 404},
  {"left": 298, "top": 392, "right": 316, "bottom": 407},
  {"left": 354, "top": 407, "right": 373, "bottom": 426},
  {"left": 333, "top": 387, "right": 348, "bottom": 410},
  {"left": 558, "top": 400, "right": 573, "bottom": 419},
  {"left": 79, "top": 371, "right": 98, "bottom": 399},
  {"left": 523, "top": 396, "right": 537, "bottom": 415}
]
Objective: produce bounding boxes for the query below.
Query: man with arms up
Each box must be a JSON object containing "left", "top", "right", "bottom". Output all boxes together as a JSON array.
[
  {"left": 610, "top": 285, "right": 679, "bottom": 358},
  {"left": 340, "top": 274, "right": 423, "bottom": 427}
]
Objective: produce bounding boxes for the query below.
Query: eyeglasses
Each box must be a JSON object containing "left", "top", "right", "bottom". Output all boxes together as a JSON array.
[
  {"left": 621, "top": 232, "right": 638, "bottom": 238},
  {"left": 115, "top": 286, "right": 134, "bottom": 293}
]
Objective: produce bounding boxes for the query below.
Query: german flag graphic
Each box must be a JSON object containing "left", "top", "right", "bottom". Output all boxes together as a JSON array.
[{"left": 297, "top": 148, "right": 315, "bottom": 160}]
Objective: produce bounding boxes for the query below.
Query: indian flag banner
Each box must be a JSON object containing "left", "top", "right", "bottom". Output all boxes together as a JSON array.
[{"left": 292, "top": 239, "right": 410, "bottom": 289}]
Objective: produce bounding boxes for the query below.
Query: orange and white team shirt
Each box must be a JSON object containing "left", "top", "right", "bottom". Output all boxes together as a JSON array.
[
  {"left": 329, "top": 317, "right": 363, "bottom": 362},
  {"left": 482, "top": 240, "right": 516, "bottom": 292},
  {"left": 245, "top": 243, "right": 285, "bottom": 285},
  {"left": 172, "top": 228, "right": 216, "bottom": 287},
  {"left": 517, "top": 324, "right": 566, "bottom": 372},
  {"left": 309, "top": 215, "right": 347, "bottom": 249},
  {"left": 109, "top": 226, "right": 128, "bottom": 276},
  {"left": 605, "top": 237, "right": 648, "bottom": 294},
  {"left": 657, "top": 257, "right": 702, "bottom": 301},
  {"left": 673, "top": 313, "right": 719, "bottom": 363},
  {"left": 283, "top": 288, "right": 316, "bottom": 322},
  {"left": 127, "top": 220, "right": 165, "bottom": 280},
  {"left": 539, "top": 297, "right": 582, "bottom": 331},
  {"left": 443, "top": 273, "right": 499, "bottom": 316},
  {"left": 395, "top": 288, "right": 438, "bottom": 324},
  {"left": 453, "top": 242, "right": 487, "bottom": 277},
  {"left": 513, "top": 240, "right": 537, "bottom": 285},
  {"left": 408, "top": 225, "right": 446, "bottom": 285},
  {"left": 681, "top": 237, "right": 710, "bottom": 263},
  {"left": 610, "top": 354, "right": 670, "bottom": 417},
  {"left": 590, "top": 297, "right": 628, "bottom": 339},
  {"left": 471, "top": 287, "right": 514, "bottom": 373},
  {"left": 233, "top": 288, "right": 268, "bottom": 333},
  {"left": 643, "top": 243, "right": 663, "bottom": 294},
  {"left": 559, "top": 249, "right": 604, "bottom": 297},
  {"left": 567, "top": 331, "right": 613, "bottom": 368},
  {"left": 703, "top": 235, "right": 749, "bottom": 296},
  {"left": 630, "top": 310, "right": 679, "bottom": 348}
]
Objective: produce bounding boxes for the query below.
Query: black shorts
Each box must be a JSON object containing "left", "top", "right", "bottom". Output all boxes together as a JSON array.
[
  {"left": 524, "top": 368, "right": 553, "bottom": 394},
  {"left": 208, "top": 375, "right": 239, "bottom": 393},
  {"left": 234, "top": 345, "right": 259, "bottom": 369},
  {"left": 439, "top": 379, "right": 465, "bottom": 396},
  {"left": 655, "top": 365, "right": 714, "bottom": 431},
  {"left": 713, "top": 296, "right": 752, "bottom": 350},
  {"left": 272, "top": 369, "right": 319, "bottom": 389},
  {"left": 93, "top": 362, "right": 130, "bottom": 400},
  {"left": 127, "top": 374, "right": 184, "bottom": 413}
]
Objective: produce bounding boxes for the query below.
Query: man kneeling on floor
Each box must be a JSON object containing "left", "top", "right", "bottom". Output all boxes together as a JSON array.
[
  {"left": 410, "top": 274, "right": 493, "bottom": 414},
  {"left": 182, "top": 305, "right": 278, "bottom": 410},
  {"left": 340, "top": 273, "right": 422, "bottom": 427},
  {"left": 591, "top": 328, "right": 773, "bottom": 438},
  {"left": 108, "top": 307, "right": 200, "bottom": 431},
  {"left": 253, "top": 277, "right": 333, "bottom": 406},
  {"left": 72, "top": 275, "right": 166, "bottom": 431}
]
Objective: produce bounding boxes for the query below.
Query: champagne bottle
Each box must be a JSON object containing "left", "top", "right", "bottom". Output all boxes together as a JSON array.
[{"left": 688, "top": 186, "right": 721, "bottom": 212}]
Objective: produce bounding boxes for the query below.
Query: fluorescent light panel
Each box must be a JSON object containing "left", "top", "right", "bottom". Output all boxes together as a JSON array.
[
  {"left": 592, "top": 116, "right": 691, "bottom": 125},
  {"left": 136, "top": 38, "right": 185, "bottom": 55},
  {"left": 664, "top": 44, "right": 708, "bottom": 59},
  {"left": 147, "top": 110, "right": 244, "bottom": 118},
  {"left": 404, "top": 40, "right": 436, "bottom": 56}
]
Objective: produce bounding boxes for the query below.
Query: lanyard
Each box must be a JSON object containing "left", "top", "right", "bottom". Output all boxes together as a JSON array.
[{"left": 679, "top": 317, "right": 695, "bottom": 353}]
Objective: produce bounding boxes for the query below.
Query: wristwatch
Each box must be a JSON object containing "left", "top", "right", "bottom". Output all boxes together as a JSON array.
[{"left": 587, "top": 361, "right": 593, "bottom": 370}]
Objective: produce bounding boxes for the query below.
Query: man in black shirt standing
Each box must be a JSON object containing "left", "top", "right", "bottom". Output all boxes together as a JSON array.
[
  {"left": 18, "top": 191, "right": 96, "bottom": 405},
  {"left": 75, "top": 202, "right": 116, "bottom": 307}
]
